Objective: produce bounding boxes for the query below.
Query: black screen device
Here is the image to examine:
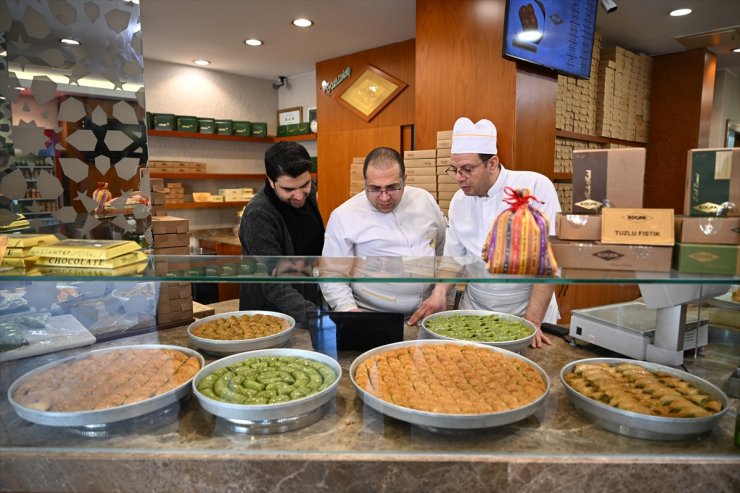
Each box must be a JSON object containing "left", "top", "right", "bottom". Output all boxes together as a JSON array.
[{"left": 306, "top": 311, "right": 404, "bottom": 352}]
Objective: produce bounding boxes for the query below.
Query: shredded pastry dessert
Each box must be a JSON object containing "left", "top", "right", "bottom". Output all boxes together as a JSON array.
[
  {"left": 564, "top": 362, "right": 722, "bottom": 418},
  {"left": 192, "top": 314, "right": 288, "bottom": 340},
  {"left": 13, "top": 348, "right": 201, "bottom": 412},
  {"left": 354, "top": 343, "right": 546, "bottom": 414}
]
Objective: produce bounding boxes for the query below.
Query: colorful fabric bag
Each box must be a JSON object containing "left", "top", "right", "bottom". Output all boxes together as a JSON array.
[{"left": 482, "top": 187, "right": 558, "bottom": 275}]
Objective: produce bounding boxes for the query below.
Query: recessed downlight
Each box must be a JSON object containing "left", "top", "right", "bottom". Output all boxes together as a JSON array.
[
  {"left": 669, "top": 8, "right": 692, "bottom": 17},
  {"left": 193, "top": 59, "right": 210, "bottom": 66},
  {"left": 245, "top": 39, "right": 263, "bottom": 47},
  {"left": 60, "top": 38, "right": 80, "bottom": 46},
  {"left": 292, "top": 18, "right": 313, "bottom": 28}
]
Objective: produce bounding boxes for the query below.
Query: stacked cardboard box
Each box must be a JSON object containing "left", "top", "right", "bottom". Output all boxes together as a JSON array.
[
  {"left": 151, "top": 215, "right": 194, "bottom": 325},
  {"left": 149, "top": 177, "right": 168, "bottom": 216},
  {"left": 555, "top": 32, "right": 601, "bottom": 135},
  {"left": 554, "top": 183, "right": 573, "bottom": 213},
  {"left": 349, "top": 157, "right": 365, "bottom": 197},
  {"left": 596, "top": 45, "right": 652, "bottom": 143},
  {"left": 404, "top": 149, "right": 438, "bottom": 201},
  {"left": 435, "top": 131, "right": 455, "bottom": 215},
  {"left": 218, "top": 188, "right": 253, "bottom": 202},
  {"left": 554, "top": 137, "right": 602, "bottom": 174},
  {"left": 150, "top": 160, "right": 207, "bottom": 173},
  {"left": 163, "top": 181, "right": 185, "bottom": 204}
]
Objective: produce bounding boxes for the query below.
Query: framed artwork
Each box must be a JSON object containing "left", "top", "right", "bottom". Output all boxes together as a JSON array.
[
  {"left": 336, "top": 65, "right": 407, "bottom": 122},
  {"left": 277, "top": 106, "right": 302, "bottom": 126}
]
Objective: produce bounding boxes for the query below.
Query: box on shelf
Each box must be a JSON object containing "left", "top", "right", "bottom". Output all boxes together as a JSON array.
[
  {"left": 198, "top": 118, "right": 215, "bottom": 134},
  {"left": 153, "top": 113, "right": 175, "bottom": 131},
  {"left": 150, "top": 178, "right": 165, "bottom": 192},
  {"left": 157, "top": 281, "right": 193, "bottom": 326},
  {"left": 550, "top": 238, "right": 672, "bottom": 272},
  {"left": 150, "top": 191, "right": 166, "bottom": 206},
  {"left": 250, "top": 122, "right": 267, "bottom": 137},
  {"left": 152, "top": 233, "right": 189, "bottom": 249},
  {"left": 555, "top": 213, "right": 601, "bottom": 241},
  {"left": 232, "top": 121, "right": 251, "bottom": 136},
  {"left": 437, "top": 147, "right": 451, "bottom": 158},
  {"left": 600, "top": 208, "right": 674, "bottom": 246},
  {"left": 151, "top": 216, "right": 189, "bottom": 235},
  {"left": 277, "top": 124, "right": 289, "bottom": 137},
  {"left": 210, "top": 195, "right": 225, "bottom": 202},
  {"left": 404, "top": 149, "right": 437, "bottom": 160},
  {"left": 150, "top": 161, "right": 207, "bottom": 173},
  {"left": 192, "top": 192, "right": 212, "bottom": 202},
  {"left": 405, "top": 167, "right": 437, "bottom": 177},
  {"left": 406, "top": 158, "right": 437, "bottom": 168},
  {"left": 215, "top": 119, "right": 233, "bottom": 135},
  {"left": 673, "top": 242, "right": 739, "bottom": 275},
  {"left": 674, "top": 216, "right": 740, "bottom": 245},
  {"left": 571, "top": 148, "right": 645, "bottom": 213},
  {"left": 175, "top": 115, "right": 197, "bottom": 132},
  {"left": 683, "top": 148, "right": 740, "bottom": 217}
]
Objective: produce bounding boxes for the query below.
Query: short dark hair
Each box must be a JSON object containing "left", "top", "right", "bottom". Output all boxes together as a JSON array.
[
  {"left": 363, "top": 147, "right": 405, "bottom": 179},
  {"left": 264, "top": 141, "right": 313, "bottom": 181},
  {"left": 478, "top": 153, "right": 495, "bottom": 163}
]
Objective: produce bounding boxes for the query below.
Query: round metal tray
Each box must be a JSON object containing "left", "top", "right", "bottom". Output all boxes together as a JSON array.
[
  {"left": 350, "top": 340, "right": 550, "bottom": 430},
  {"left": 187, "top": 310, "right": 296, "bottom": 355},
  {"left": 420, "top": 310, "right": 536, "bottom": 353},
  {"left": 193, "top": 348, "right": 341, "bottom": 424},
  {"left": 560, "top": 358, "right": 730, "bottom": 441},
  {"left": 8, "top": 344, "right": 204, "bottom": 427}
]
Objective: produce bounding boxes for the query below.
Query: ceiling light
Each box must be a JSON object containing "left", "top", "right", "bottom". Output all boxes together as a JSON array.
[
  {"left": 193, "top": 59, "right": 210, "bottom": 66},
  {"left": 733, "top": 48, "right": 740, "bottom": 53},
  {"left": 669, "top": 8, "right": 692, "bottom": 17},
  {"left": 245, "top": 39, "right": 263, "bottom": 47},
  {"left": 60, "top": 38, "right": 80, "bottom": 46},
  {"left": 292, "top": 18, "right": 313, "bottom": 28}
]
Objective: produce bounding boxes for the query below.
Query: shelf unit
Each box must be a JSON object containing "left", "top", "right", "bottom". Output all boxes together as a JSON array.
[
  {"left": 146, "top": 129, "right": 316, "bottom": 143},
  {"left": 555, "top": 130, "right": 645, "bottom": 148},
  {"left": 164, "top": 201, "right": 249, "bottom": 210},
  {"left": 150, "top": 172, "right": 265, "bottom": 180}
]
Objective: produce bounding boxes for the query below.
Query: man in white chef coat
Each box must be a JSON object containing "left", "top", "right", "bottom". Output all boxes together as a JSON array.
[
  {"left": 408, "top": 117, "right": 560, "bottom": 348},
  {"left": 321, "top": 147, "right": 446, "bottom": 318}
]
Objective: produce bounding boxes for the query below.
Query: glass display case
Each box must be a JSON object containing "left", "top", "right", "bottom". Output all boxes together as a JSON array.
[{"left": 1, "top": 255, "right": 738, "bottom": 492}]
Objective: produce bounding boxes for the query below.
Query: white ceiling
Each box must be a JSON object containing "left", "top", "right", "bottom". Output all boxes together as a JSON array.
[{"left": 139, "top": 0, "right": 740, "bottom": 82}]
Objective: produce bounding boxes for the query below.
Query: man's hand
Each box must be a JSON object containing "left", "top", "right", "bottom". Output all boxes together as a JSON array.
[
  {"left": 530, "top": 327, "right": 551, "bottom": 348},
  {"left": 408, "top": 285, "right": 448, "bottom": 325}
]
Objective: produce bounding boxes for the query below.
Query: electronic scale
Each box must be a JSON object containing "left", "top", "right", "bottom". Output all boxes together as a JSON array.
[{"left": 569, "top": 283, "right": 731, "bottom": 366}]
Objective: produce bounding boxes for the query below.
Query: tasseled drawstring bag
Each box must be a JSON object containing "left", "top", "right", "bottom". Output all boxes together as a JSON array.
[{"left": 482, "top": 187, "right": 558, "bottom": 275}]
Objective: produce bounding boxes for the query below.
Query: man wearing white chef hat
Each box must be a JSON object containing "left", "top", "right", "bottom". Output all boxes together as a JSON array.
[{"left": 408, "top": 117, "right": 561, "bottom": 348}]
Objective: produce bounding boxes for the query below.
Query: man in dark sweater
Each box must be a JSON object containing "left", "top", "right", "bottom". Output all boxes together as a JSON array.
[{"left": 238, "top": 142, "right": 324, "bottom": 326}]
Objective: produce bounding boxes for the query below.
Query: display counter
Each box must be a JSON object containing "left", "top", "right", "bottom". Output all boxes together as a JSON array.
[{"left": 0, "top": 256, "right": 738, "bottom": 492}]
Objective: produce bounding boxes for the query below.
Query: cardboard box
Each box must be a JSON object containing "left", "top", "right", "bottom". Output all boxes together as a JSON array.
[
  {"left": 571, "top": 148, "right": 645, "bottom": 213},
  {"left": 675, "top": 216, "right": 740, "bottom": 245},
  {"left": 436, "top": 147, "right": 451, "bottom": 158},
  {"left": 153, "top": 245, "right": 189, "bottom": 255},
  {"left": 673, "top": 242, "right": 740, "bottom": 275},
  {"left": 437, "top": 183, "right": 459, "bottom": 192},
  {"left": 405, "top": 158, "right": 437, "bottom": 168},
  {"left": 405, "top": 175, "right": 437, "bottom": 186},
  {"left": 404, "top": 149, "right": 437, "bottom": 160},
  {"left": 192, "top": 192, "right": 212, "bottom": 202},
  {"left": 601, "top": 208, "right": 674, "bottom": 246},
  {"left": 152, "top": 232, "right": 189, "bottom": 249},
  {"left": 550, "top": 238, "right": 672, "bottom": 272},
  {"left": 684, "top": 148, "right": 740, "bottom": 216},
  {"left": 151, "top": 216, "right": 189, "bottom": 234},
  {"left": 437, "top": 157, "right": 452, "bottom": 167},
  {"left": 405, "top": 167, "right": 437, "bottom": 177},
  {"left": 437, "top": 130, "right": 453, "bottom": 140},
  {"left": 411, "top": 182, "right": 438, "bottom": 194},
  {"left": 555, "top": 213, "right": 601, "bottom": 241},
  {"left": 436, "top": 138, "right": 452, "bottom": 149}
]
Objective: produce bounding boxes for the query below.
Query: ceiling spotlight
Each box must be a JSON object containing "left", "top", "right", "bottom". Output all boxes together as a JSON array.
[
  {"left": 193, "top": 59, "right": 210, "bottom": 66},
  {"left": 60, "top": 38, "right": 80, "bottom": 46},
  {"left": 669, "top": 8, "right": 692, "bottom": 17},
  {"left": 272, "top": 76, "right": 287, "bottom": 90},
  {"left": 292, "top": 18, "right": 313, "bottom": 28},
  {"left": 245, "top": 39, "right": 263, "bottom": 47}
]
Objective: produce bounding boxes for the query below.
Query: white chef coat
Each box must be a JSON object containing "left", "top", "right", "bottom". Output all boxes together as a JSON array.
[
  {"left": 445, "top": 165, "right": 561, "bottom": 322},
  {"left": 321, "top": 186, "right": 446, "bottom": 316}
]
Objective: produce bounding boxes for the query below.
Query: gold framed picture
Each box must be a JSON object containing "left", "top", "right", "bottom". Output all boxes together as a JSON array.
[
  {"left": 277, "top": 106, "right": 302, "bottom": 126},
  {"left": 337, "top": 65, "right": 407, "bottom": 122}
]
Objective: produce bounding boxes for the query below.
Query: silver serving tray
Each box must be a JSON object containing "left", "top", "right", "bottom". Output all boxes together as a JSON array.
[
  {"left": 350, "top": 340, "right": 550, "bottom": 429},
  {"left": 560, "top": 358, "right": 730, "bottom": 441},
  {"left": 421, "top": 310, "right": 536, "bottom": 353},
  {"left": 193, "top": 348, "right": 341, "bottom": 422},
  {"left": 187, "top": 310, "right": 296, "bottom": 355},
  {"left": 8, "top": 344, "right": 204, "bottom": 427}
]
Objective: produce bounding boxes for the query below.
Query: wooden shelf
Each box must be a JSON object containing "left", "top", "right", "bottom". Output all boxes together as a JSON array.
[
  {"left": 555, "top": 130, "right": 645, "bottom": 148},
  {"left": 147, "top": 129, "right": 317, "bottom": 143},
  {"left": 165, "top": 201, "right": 249, "bottom": 209},
  {"left": 552, "top": 172, "right": 572, "bottom": 182},
  {"left": 150, "top": 172, "right": 265, "bottom": 180}
]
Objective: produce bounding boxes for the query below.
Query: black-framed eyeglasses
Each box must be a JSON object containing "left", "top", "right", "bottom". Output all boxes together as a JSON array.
[
  {"left": 365, "top": 179, "right": 404, "bottom": 195},
  {"left": 445, "top": 159, "right": 487, "bottom": 179}
]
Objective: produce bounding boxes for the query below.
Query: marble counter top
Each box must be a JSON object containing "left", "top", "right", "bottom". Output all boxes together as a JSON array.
[{"left": 1, "top": 309, "right": 738, "bottom": 492}]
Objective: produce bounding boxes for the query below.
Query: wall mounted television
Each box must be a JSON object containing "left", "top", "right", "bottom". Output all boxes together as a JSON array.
[{"left": 503, "top": 0, "right": 598, "bottom": 79}]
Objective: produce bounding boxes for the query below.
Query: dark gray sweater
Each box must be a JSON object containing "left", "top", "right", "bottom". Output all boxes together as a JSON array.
[{"left": 238, "top": 185, "right": 321, "bottom": 326}]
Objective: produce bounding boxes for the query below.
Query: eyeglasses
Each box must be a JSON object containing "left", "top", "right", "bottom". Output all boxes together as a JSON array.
[
  {"left": 445, "top": 159, "right": 487, "bottom": 179},
  {"left": 365, "top": 180, "right": 404, "bottom": 195}
]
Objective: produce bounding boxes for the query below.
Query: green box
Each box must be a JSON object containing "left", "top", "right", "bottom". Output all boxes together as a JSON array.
[
  {"left": 296, "top": 122, "right": 311, "bottom": 135},
  {"left": 310, "top": 156, "right": 317, "bottom": 173},
  {"left": 176, "top": 115, "right": 197, "bottom": 132},
  {"left": 673, "top": 242, "right": 740, "bottom": 275},
  {"left": 286, "top": 123, "right": 299, "bottom": 135},
  {"left": 153, "top": 113, "right": 175, "bottom": 131},
  {"left": 198, "top": 118, "right": 215, "bottom": 134},
  {"left": 251, "top": 122, "right": 267, "bottom": 137},
  {"left": 685, "top": 149, "right": 740, "bottom": 216},
  {"left": 232, "top": 121, "right": 251, "bottom": 136},
  {"left": 145, "top": 111, "right": 154, "bottom": 130},
  {"left": 277, "top": 125, "right": 290, "bottom": 137},
  {"left": 215, "top": 119, "right": 233, "bottom": 135}
]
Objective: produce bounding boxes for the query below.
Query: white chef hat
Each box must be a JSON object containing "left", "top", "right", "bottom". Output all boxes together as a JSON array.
[{"left": 451, "top": 117, "right": 497, "bottom": 155}]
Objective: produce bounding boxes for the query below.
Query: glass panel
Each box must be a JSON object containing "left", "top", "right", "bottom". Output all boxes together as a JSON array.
[{"left": 0, "top": 0, "right": 149, "bottom": 242}]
